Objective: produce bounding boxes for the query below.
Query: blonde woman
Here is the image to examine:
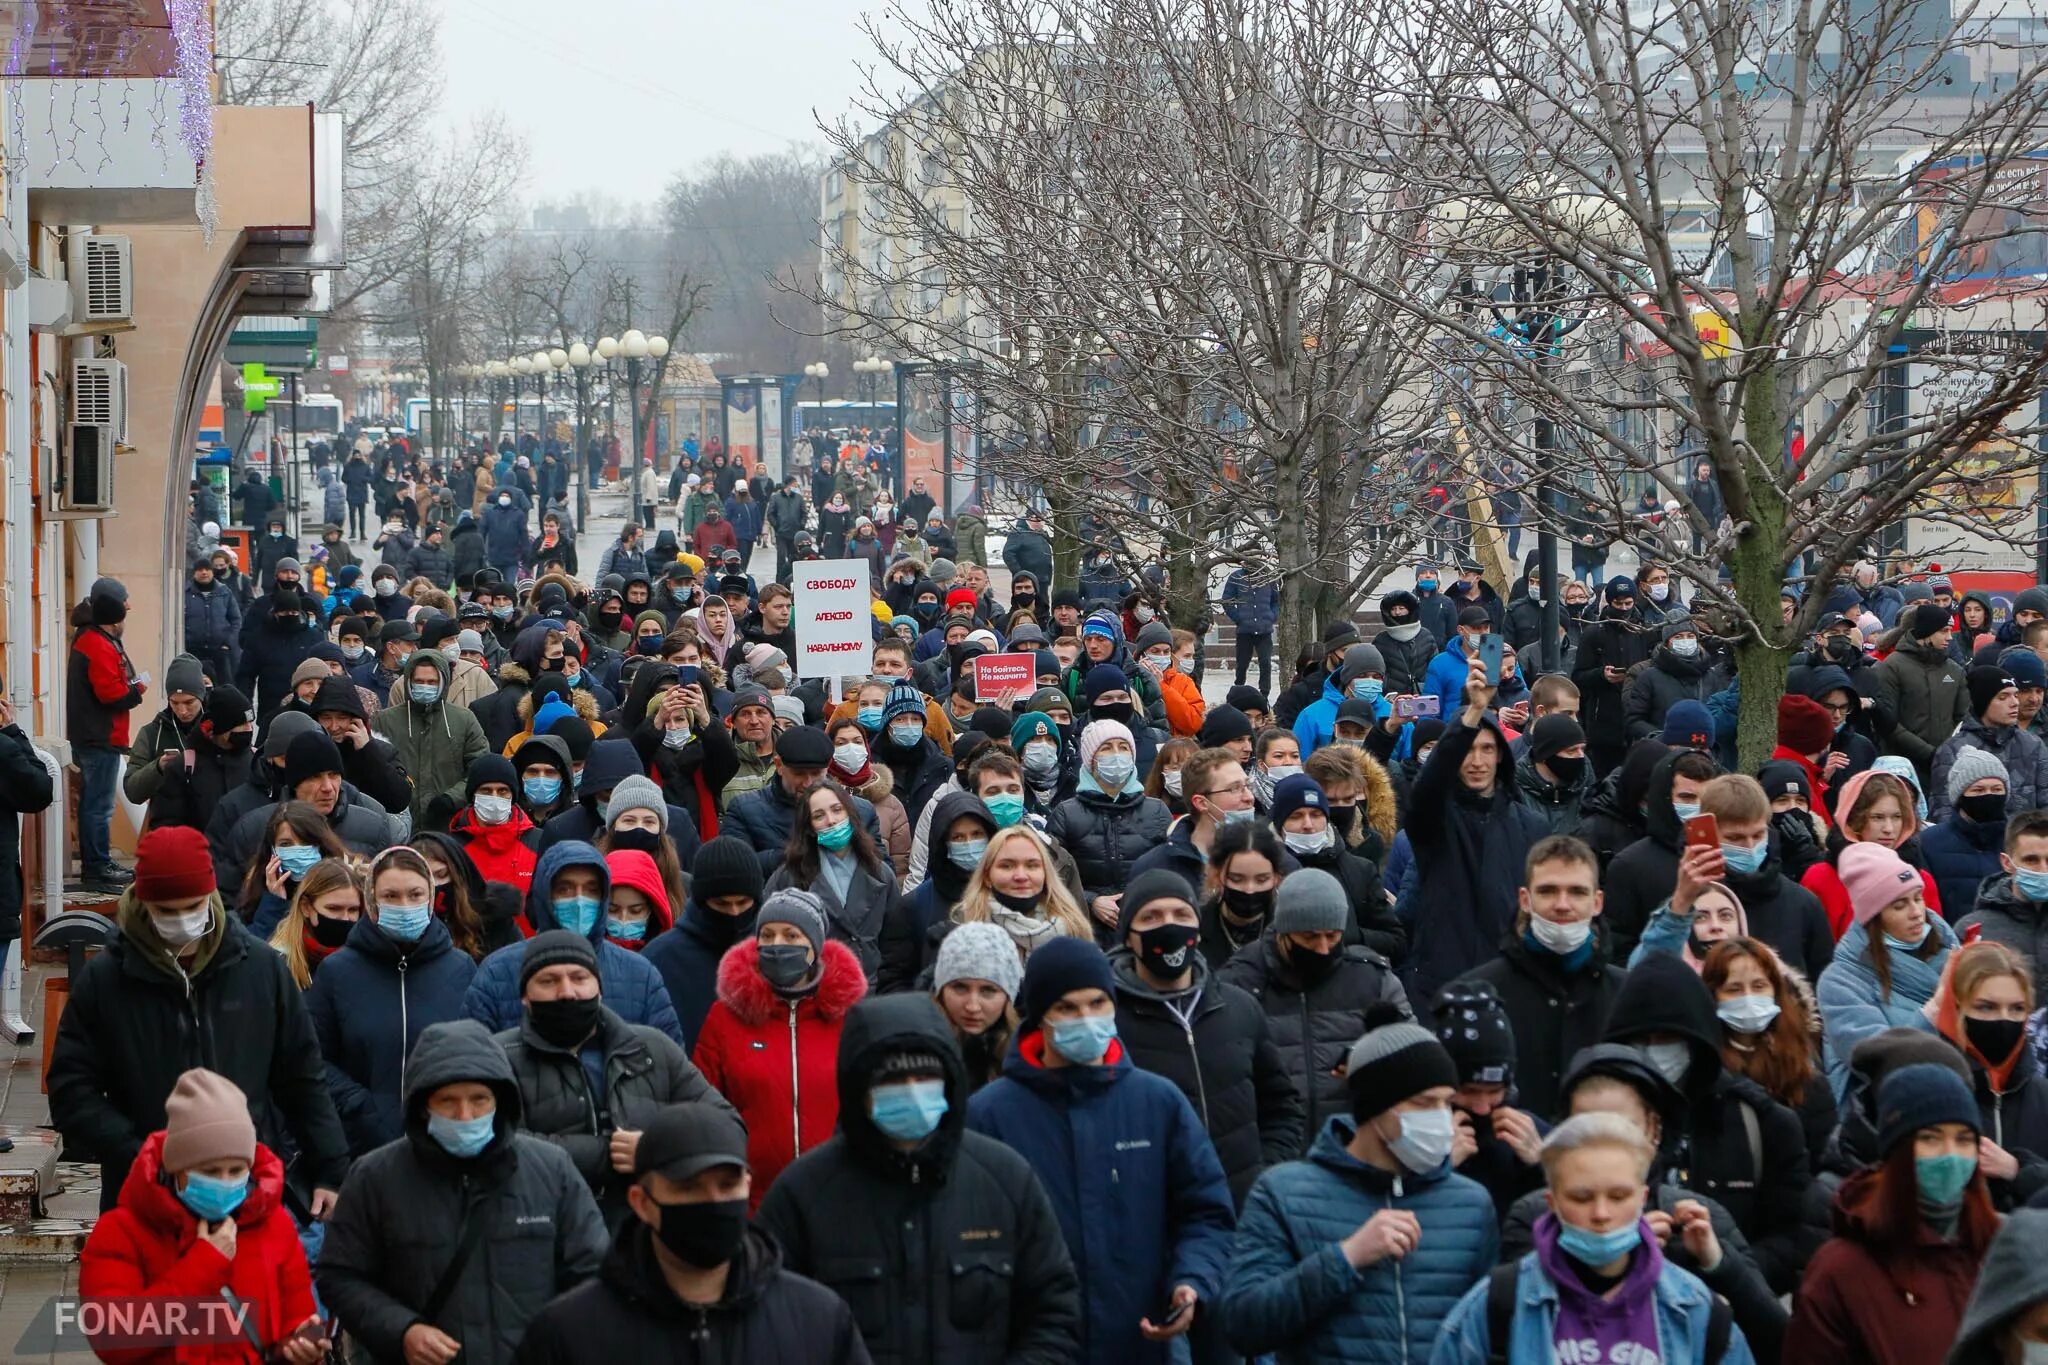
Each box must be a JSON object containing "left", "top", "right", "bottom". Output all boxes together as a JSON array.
[
  {"left": 952, "top": 824, "right": 1091, "bottom": 956},
  {"left": 267, "top": 857, "right": 366, "bottom": 989}
]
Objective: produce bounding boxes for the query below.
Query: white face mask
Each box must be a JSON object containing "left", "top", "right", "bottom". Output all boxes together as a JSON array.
[
  {"left": 1163, "top": 769, "right": 1184, "bottom": 796},
  {"left": 834, "top": 741, "right": 868, "bottom": 771},
  {"left": 1383, "top": 620, "right": 1422, "bottom": 642},
  {"left": 1383, "top": 1107, "right": 1457, "bottom": 1173},
  {"left": 472, "top": 793, "right": 514, "bottom": 825},
  {"left": 1283, "top": 827, "right": 1333, "bottom": 855},
  {"left": 1642, "top": 1041, "right": 1692, "bottom": 1087},
  {"left": 1646, "top": 582, "right": 1669, "bottom": 602},
  {"left": 1528, "top": 914, "right": 1592, "bottom": 955},
  {"left": 1668, "top": 636, "right": 1700, "bottom": 657},
  {"left": 152, "top": 905, "right": 213, "bottom": 948}
]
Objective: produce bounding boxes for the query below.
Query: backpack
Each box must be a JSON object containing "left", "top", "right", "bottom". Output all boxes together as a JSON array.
[{"left": 1484, "top": 1260, "right": 1732, "bottom": 1364}]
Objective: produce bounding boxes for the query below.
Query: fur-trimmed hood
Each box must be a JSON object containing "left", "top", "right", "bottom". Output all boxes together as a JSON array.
[
  {"left": 714, "top": 936, "right": 867, "bottom": 1026},
  {"left": 1358, "top": 752, "right": 1398, "bottom": 850},
  {"left": 516, "top": 685, "right": 602, "bottom": 726}
]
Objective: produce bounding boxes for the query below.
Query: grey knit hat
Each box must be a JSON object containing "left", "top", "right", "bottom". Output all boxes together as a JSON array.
[
  {"left": 1273, "top": 868, "right": 1352, "bottom": 936},
  {"left": 1347, "top": 1003, "right": 1458, "bottom": 1122},
  {"left": 1946, "top": 745, "right": 2010, "bottom": 807},
  {"left": 758, "top": 887, "right": 828, "bottom": 955},
  {"left": 164, "top": 653, "right": 208, "bottom": 699},
  {"left": 1338, "top": 643, "right": 1387, "bottom": 688},
  {"left": 933, "top": 921, "right": 1023, "bottom": 999},
  {"left": 604, "top": 775, "right": 668, "bottom": 833}
]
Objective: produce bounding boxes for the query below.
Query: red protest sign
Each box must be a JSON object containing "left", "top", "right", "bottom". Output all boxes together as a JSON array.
[{"left": 972, "top": 652, "right": 1037, "bottom": 708}]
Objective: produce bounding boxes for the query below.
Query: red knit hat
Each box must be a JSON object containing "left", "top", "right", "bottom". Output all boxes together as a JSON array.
[
  {"left": 603, "top": 848, "right": 673, "bottom": 933},
  {"left": 133, "top": 826, "right": 216, "bottom": 903},
  {"left": 1777, "top": 694, "right": 1835, "bottom": 758}
]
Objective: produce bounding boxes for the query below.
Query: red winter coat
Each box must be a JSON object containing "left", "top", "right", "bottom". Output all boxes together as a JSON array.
[
  {"left": 78, "top": 1133, "right": 316, "bottom": 1364},
  {"left": 691, "top": 518, "right": 739, "bottom": 559},
  {"left": 449, "top": 805, "right": 539, "bottom": 898},
  {"left": 1783, "top": 1168, "right": 1987, "bottom": 1365},
  {"left": 690, "top": 937, "right": 867, "bottom": 1211}
]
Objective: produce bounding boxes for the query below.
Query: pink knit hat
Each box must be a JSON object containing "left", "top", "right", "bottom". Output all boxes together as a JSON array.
[
  {"left": 160, "top": 1069, "right": 256, "bottom": 1173},
  {"left": 1078, "top": 719, "right": 1134, "bottom": 774},
  {"left": 1839, "top": 841, "right": 1922, "bottom": 928}
]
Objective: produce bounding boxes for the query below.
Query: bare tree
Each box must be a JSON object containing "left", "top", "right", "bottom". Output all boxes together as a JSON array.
[
  {"left": 666, "top": 149, "right": 827, "bottom": 373},
  {"left": 1351, "top": 0, "right": 2048, "bottom": 763}
]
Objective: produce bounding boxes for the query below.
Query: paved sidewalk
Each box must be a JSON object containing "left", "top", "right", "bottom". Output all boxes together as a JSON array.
[{"left": 0, "top": 961, "right": 94, "bottom": 1359}]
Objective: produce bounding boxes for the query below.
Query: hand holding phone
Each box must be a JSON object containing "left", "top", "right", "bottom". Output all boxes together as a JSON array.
[
  {"left": 1682, "top": 813, "right": 1720, "bottom": 849},
  {"left": 1477, "top": 634, "right": 1505, "bottom": 687}
]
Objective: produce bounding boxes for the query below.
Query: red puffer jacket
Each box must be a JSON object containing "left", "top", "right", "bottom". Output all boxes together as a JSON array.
[
  {"left": 78, "top": 1133, "right": 316, "bottom": 1363},
  {"left": 690, "top": 937, "right": 867, "bottom": 1211},
  {"left": 449, "top": 805, "right": 539, "bottom": 897}
]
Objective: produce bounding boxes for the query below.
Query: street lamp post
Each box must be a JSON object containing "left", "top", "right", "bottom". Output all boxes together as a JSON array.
[
  {"left": 804, "top": 363, "right": 830, "bottom": 449},
  {"left": 511, "top": 355, "right": 535, "bottom": 453},
  {"left": 597, "top": 335, "right": 620, "bottom": 486},
  {"left": 567, "top": 341, "right": 593, "bottom": 532},
  {"left": 853, "top": 355, "right": 893, "bottom": 430}
]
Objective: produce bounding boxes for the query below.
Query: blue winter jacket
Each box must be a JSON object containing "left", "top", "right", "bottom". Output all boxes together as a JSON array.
[
  {"left": 1920, "top": 812, "right": 2008, "bottom": 916},
  {"left": 1431, "top": 1239, "right": 1755, "bottom": 1365},
  {"left": 720, "top": 495, "right": 762, "bottom": 543},
  {"left": 464, "top": 841, "right": 684, "bottom": 1044},
  {"left": 1222, "top": 1116, "right": 1498, "bottom": 1364},
  {"left": 1420, "top": 635, "right": 1476, "bottom": 717},
  {"left": 1294, "top": 673, "right": 1393, "bottom": 754},
  {"left": 480, "top": 498, "right": 529, "bottom": 564},
  {"left": 1223, "top": 570, "right": 1278, "bottom": 636},
  {"left": 1816, "top": 914, "right": 1957, "bottom": 1099},
  {"left": 304, "top": 914, "right": 477, "bottom": 1157},
  {"left": 966, "top": 1031, "right": 1236, "bottom": 1365}
]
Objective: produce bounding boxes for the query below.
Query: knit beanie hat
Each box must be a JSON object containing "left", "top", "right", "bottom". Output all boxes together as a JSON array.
[
  {"left": 932, "top": 920, "right": 1023, "bottom": 1000},
  {"left": 134, "top": 826, "right": 216, "bottom": 903},
  {"left": 1078, "top": 719, "right": 1134, "bottom": 773},
  {"left": 1605, "top": 575, "right": 1636, "bottom": 601},
  {"left": 1011, "top": 711, "right": 1060, "bottom": 752},
  {"left": 1347, "top": 1002, "right": 1459, "bottom": 1122},
  {"left": 290, "top": 658, "right": 330, "bottom": 690},
  {"left": 882, "top": 681, "right": 926, "bottom": 726},
  {"left": 1840, "top": 841, "right": 1921, "bottom": 927},
  {"left": 520, "top": 928, "right": 599, "bottom": 992},
  {"left": 1776, "top": 694, "right": 1834, "bottom": 757},
  {"left": 1660, "top": 615, "right": 1698, "bottom": 642},
  {"left": 1133, "top": 621, "right": 1174, "bottom": 653},
  {"left": 1338, "top": 644, "right": 1386, "bottom": 689},
  {"left": 1429, "top": 982, "right": 1517, "bottom": 1087},
  {"left": 160, "top": 1069, "right": 256, "bottom": 1173},
  {"left": 165, "top": 654, "right": 208, "bottom": 700},
  {"left": 1197, "top": 704, "right": 1255, "bottom": 748},
  {"left": 1755, "top": 758, "right": 1812, "bottom": 807},
  {"left": 1946, "top": 746, "right": 2010, "bottom": 807},
  {"left": 1225, "top": 684, "right": 1268, "bottom": 716},
  {"left": 1080, "top": 663, "right": 1127, "bottom": 706},
  {"left": 1115, "top": 868, "right": 1199, "bottom": 940},
  {"left": 465, "top": 754, "right": 517, "bottom": 803},
  {"left": 1269, "top": 774, "right": 1327, "bottom": 828},
  {"left": 689, "top": 836, "right": 764, "bottom": 906},
  {"left": 605, "top": 775, "right": 668, "bottom": 833},
  {"left": 1876, "top": 1062, "right": 1980, "bottom": 1154},
  {"left": 1081, "top": 610, "right": 1120, "bottom": 642},
  {"left": 1659, "top": 701, "right": 1713, "bottom": 751},
  {"left": 283, "top": 730, "right": 345, "bottom": 789},
  {"left": 1272, "top": 868, "right": 1351, "bottom": 936},
  {"left": 1530, "top": 714, "right": 1588, "bottom": 766},
  {"left": 2000, "top": 647, "right": 2048, "bottom": 690},
  {"left": 604, "top": 848, "right": 672, "bottom": 919},
  {"left": 874, "top": 1047, "right": 951, "bottom": 1082},
  {"left": 202, "top": 686, "right": 251, "bottom": 733},
  {"left": 1970, "top": 665, "right": 2019, "bottom": 719},
  {"left": 1910, "top": 601, "right": 1953, "bottom": 641},
  {"left": 1016, "top": 935, "right": 1115, "bottom": 1030},
  {"left": 757, "top": 888, "right": 827, "bottom": 955}
]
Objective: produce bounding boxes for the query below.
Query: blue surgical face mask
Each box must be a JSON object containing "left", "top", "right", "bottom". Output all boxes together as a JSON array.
[
  {"left": 409, "top": 683, "right": 441, "bottom": 706},
  {"left": 1885, "top": 923, "right": 1933, "bottom": 952},
  {"left": 1556, "top": 1218, "right": 1643, "bottom": 1266},
  {"left": 427, "top": 1110, "right": 496, "bottom": 1159},
  {"left": 888, "top": 720, "right": 924, "bottom": 748},
  {"left": 1047, "top": 1013, "right": 1118, "bottom": 1064},
  {"left": 1673, "top": 801, "right": 1702, "bottom": 822},
  {"left": 1093, "top": 752, "right": 1136, "bottom": 789},
  {"left": 1021, "top": 741, "right": 1060, "bottom": 777},
  {"left": 553, "top": 895, "right": 603, "bottom": 936},
  {"left": 2016, "top": 868, "right": 2048, "bottom": 903},
  {"left": 607, "top": 916, "right": 647, "bottom": 941},
  {"left": 1916, "top": 1152, "right": 1977, "bottom": 1207},
  {"left": 947, "top": 839, "right": 988, "bottom": 870},
  {"left": 177, "top": 1169, "right": 250, "bottom": 1223},
  {"left": 869, "top": 1078, "right": 949, "bottom": 1141},
  {"left": 856, "top": 706, "right": 886, "bottom": 733},
  {"left": 378, "top": 902, "right": 431, "bottom": 942},
  {"left": 1720, "top": 841, "right": 1767, "bottom": 875},
  {"left": 1217, "top": 806, "right": 1256, "bottom": 827},
  {"left": 274, "top": 844, "right": 322, "bottom": 878},
  {"left": 523, "top": 775, "right": 562, "bottom": 805},
  {"left": 816, "top": 818, "right": 854, "bottom": 851},
  {"left": 985, "top": 793, "right": 1027, "bottom": 827},
  {"left": 1351, "top": 677, "right": 1384, "bottom": 702}
]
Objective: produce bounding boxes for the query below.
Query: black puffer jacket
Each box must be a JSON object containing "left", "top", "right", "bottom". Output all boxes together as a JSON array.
[
  {"left": 1285, "top": 839, "right": 1408, "bottom": 963},
  {"left": 1107, "top": 950, "right": 1304, "bottom": 1206},
  {"left": 1453, "top": 935, "right": 1627, "bottom": 1123},
  {"left": 1372, "top": 625, "right": 1438, "bottom": 698},
  {"left": 1215, "top": 929, "right": 1408, "bottom": 1149},
  {"left": 496, "top": 1004, "right": 735, "bottom": 1223},
  {"left": 404, "top": 538, "right": 454, "bottom": 585},
  {"left": 316, "top": 1020, "right": 609, "bottom": 1365},
  {"left": 1598, "top": 750, "right": 1692, "bottom": 962},
  {"left": 1045, "top": 786, "right": 1173, "bottom": 916},
  {"left": 1603, "top": 954, "right": 1815, "bottom": 1293},
  {"left": 1514, "top": 759, "right": 1588, "bottom": 837},
  {"left": 1957, "top": 874, "right": 2048, "bottom": 988},
  {"left": 756, "top": 995, "right": 1082, "bottom": 1365},
  {"left": 1623, "top": 644, "right": 1732, "bottom": 741}
]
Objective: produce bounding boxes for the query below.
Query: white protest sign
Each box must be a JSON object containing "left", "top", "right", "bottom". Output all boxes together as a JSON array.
[{"left": 793, "top": 559, "right": 874, "bottom": 678}]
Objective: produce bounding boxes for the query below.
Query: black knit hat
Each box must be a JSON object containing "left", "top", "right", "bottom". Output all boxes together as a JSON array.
[
  {"left": 1430, "top": 982, "right": 1517, "bottom": 1088},
  {"left": 1909, "top": 601, "right": 1952, "bottom": 641},
  {"left": 466, "top": 754, "right": 517, "bottom": 802},
  {"left": 1196, "top": 704, "right": 1254, "bottom": 748},
  {"left": 1017, "top": 936, "right": 1115, "bottom": 1030},
  {"left": 1528, "top": 713, "right": 1587, "bottom": 766},
  {"left": 1347, "top": 1002, "right": 1459, "bottom": 1121},
  {"left": 520, "top": 929, "right": 599, "bottom": 992},
  {"left": 691, "top": 836, "right": 765, "bottom": 906},
  {"left": 1115, "top": 868, "right": 1199, "bottom": 940},
  {"left": 1969, "top": 666, "right": 2017, "bottom": 719},
  {"left": 201, "top": 685, "right": 251, "bottom": 732},
  {"left": 1877, "top": 1062, "right": 1980, "bottom": 1154},
  {"left": 282, "top": 731, "right": 345, "bottom": 788}
]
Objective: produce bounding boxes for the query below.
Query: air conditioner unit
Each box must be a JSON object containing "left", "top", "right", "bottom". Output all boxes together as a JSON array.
[
  {"left": 59, "top": 423, "right": 114, "bottom": 512},
  {"left": 65, "top": 233, "right": 132, "bottom": 324},
  {"left": 71, "top": 358, "right": 128, "bottom": 444}
]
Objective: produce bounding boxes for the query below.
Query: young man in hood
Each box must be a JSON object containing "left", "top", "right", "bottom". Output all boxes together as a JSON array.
[
  {"left": 371, "top": 648, "right": 488, "bottom": 824},
  {"left": 1599, "top": 748, "right": 1720, "bottom": 963},
  {"left": 759, "top": 995, "right": 1082, "bottom": 1362}
]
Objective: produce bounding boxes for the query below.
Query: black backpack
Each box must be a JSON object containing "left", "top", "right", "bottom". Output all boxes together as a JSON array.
[{"left": 1483, "top": 1261, "right": 1732, "bottom": 1364}]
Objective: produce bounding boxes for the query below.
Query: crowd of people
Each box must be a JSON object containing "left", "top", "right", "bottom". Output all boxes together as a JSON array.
[{"left": 39, "top": 433, "right": 2048, "bottom": 1363}]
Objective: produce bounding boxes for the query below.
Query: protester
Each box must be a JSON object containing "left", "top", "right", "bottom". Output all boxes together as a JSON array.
[{"left": 1818, "top": 840, "right": 1960, "bottom": 1097}]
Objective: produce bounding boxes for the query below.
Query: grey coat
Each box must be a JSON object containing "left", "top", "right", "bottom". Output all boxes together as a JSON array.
[
  {"left": 1932, "top": 716, "right": 2048, "bottom": 822},
  {"left": 764, "top": 857, "right": 897, "bottom": 983},
  {"left": 1875, "top": 635, "right": 1969, "bottom": 772}
]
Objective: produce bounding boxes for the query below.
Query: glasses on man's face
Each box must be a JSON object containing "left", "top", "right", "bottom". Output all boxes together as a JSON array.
[
  {"left": 1821, "top": 700, "right": 1853, "bottom": 718},
  {"left": 1204, "top": 780, "right": 1251, "bottom": 801}
]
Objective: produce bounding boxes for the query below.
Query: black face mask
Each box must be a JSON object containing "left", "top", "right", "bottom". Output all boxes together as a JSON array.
[
  {"left": 1960, "top": 791, "right": 2009, "bottom": 824},
  {"left": 1965, "top": 1015, "right": 2026, "bottom": 1065},
  {"left": 599, "top": 608, "right": 624, "bottom": 630},
  {"left": 1825, "top": 636, "right": 1858, "bottom": 662},
  {"left": 1286, "top": 939, "right": 1342, "bottom": 981},
  {"left": 610, "top": 827, "right": 662, "bottom": 855},
  {"left": 758, "top": 943, "right": 813, "bottom": 991},
  {"left": 650, "top": 1195, "right": 749, "bottom": 1269},
  {"left": 1327, "top": 804, "right": 1359, "bottom": 839},
  {"left": 541, "top": 657, "right": 565, "bottom": 673},
  {"left": 1092, "top": 701, "right": 1135, "bottom": 727},
  {"left": 1607, "top": 603, "right": 1633, "bottom": 619},
  {"left": 309, "top": 914, "right": 355, "bottom": 949},
  {"left": 272, "top": 614, "right": 302, "bottom": 631},
  {"left": 192, "top": 578, "right": 213, "bottom": 594},
  {"left": 991, "top": 889, "right": 1042, "bottom": 917},
  {"left": 635, "top": 637, "right": 665, "bottom": 656},
  {"left": 1135, "top": 922, "right": 1200, "bottom": 975},
  {"left": 1221, "top": 887, "right": 1273, "bottom": 920},
  {"left": 528, "top": 995, "right": 604, "bottom": 1050},
  {"left": 1544, "top": 754, "right": 1587, "bottom": 785}
]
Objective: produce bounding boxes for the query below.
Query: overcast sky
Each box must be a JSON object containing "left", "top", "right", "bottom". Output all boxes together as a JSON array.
[{"left": 438, "top": 0, "right": 879, "bottom": 211}]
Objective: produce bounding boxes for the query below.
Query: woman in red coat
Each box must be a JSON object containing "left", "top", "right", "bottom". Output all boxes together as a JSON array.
[
  {"left": 1802, "top": 770, "right": 1942, "bottom": 939},
  {"left": 448, "top": 755, "right": 538, "bottom": 897},
  {"left": 79, "top": 1068, "right": 326, "bottom": 1363},
  {"left": 1784, "top": 1061, "right": 1994, "bottom": 1364},
  {"left": 690, "top": 888, "right": 866, "bottom": 1211}
]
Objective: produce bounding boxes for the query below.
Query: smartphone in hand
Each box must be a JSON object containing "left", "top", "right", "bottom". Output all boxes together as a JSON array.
[
  {"left": 1683, "top": 814, "right": 1720, "bottom": 849},
  {"left": 1477, "top": 633, "right": 1505, "bottom": 686},
  {"left": 676, "top": 665, "right": 700, "bottom": 686}
]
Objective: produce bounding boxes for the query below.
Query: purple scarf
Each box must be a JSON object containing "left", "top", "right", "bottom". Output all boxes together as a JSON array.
[{"left": 1532, "top": 1212, "right": 1665, "bottom": 1363}]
